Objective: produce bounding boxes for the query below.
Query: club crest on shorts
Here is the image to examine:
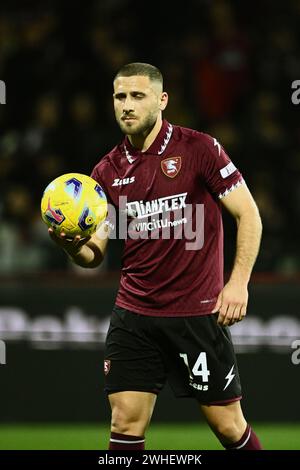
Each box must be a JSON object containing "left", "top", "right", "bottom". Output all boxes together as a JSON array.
[
  {"left": 161, "top": 157, "right": 182, "bottom": 178},
  {"left": 104, "top": 359, "right": 111, "bottom": 375}
]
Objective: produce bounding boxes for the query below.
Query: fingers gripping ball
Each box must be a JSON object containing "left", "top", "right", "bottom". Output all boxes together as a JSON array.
[{"left": 41, "top": 173, "right": 107, "bottom": 238}]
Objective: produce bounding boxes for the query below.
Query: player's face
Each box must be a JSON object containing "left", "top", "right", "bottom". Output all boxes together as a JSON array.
[{"left": 113, "top": 75, "right": 167, "bottom": 135}]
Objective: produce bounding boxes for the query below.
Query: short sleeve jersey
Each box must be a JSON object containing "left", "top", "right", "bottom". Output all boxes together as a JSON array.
[{"left": 91, "top": 120, "right": 244, "bottom": 317}]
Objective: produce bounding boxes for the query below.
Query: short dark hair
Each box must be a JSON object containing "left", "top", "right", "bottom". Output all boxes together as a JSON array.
[{"left": 114, "top": 62, "right": 163, "bottom": 87}]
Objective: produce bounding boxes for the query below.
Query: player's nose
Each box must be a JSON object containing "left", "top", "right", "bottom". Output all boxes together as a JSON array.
[{"left": 123, "top": 97, "right": 134, "bottom": 114}]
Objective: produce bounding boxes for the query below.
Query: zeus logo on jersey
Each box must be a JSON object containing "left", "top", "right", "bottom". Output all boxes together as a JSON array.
[
  {"left": 112, "top": 176, "right": 135, "bottom": 187},
  {"left": 126, "top": 192, "right": 187, "bottom": 219}
]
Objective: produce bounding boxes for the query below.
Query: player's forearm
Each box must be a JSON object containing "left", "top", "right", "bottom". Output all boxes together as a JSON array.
[
  {"left": 229, "top": 207, "right": 262, "bottom": 284},
  {"left": 65, "top": 241, "right": 104, "bottom": 268}
]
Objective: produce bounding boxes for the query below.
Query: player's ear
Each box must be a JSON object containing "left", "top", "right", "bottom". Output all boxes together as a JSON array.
[{"left": 160, "top": 92, "right": 168, "bottom": 111}]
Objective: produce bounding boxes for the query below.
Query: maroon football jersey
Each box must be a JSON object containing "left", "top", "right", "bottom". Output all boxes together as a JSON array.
[{"left": 91, "top": 120, "right": 244, "bottom": 317}]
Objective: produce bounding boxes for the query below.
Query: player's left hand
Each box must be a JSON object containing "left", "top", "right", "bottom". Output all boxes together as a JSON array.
[{"left": 212, "top": 280, "right": 248, "bottom": 326}]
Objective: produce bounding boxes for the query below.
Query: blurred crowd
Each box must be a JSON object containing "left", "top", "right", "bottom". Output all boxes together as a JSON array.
[{"left": 0, "top": 0, "right": 299, "bottom": 275}]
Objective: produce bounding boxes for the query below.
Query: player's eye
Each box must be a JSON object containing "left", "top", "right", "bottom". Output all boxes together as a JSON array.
[
  {"left": 132, "top": 93, "right": 145, "bottom": 99},
  {"left": 114, "top": 93, "right": 126, "bottom": 101}
]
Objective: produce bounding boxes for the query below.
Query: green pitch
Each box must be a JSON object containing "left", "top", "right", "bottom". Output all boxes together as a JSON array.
[{"left": 0, "top": 423, "right": 299, "bottom": 450}]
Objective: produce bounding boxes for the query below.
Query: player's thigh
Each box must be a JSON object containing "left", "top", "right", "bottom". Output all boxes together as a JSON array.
[{"left": 109, "top": 391, "right": 157, "bottom": 427}]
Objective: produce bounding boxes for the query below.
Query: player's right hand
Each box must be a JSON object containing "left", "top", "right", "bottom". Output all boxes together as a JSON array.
[{"left": 48, "top": 228, "right": 90, "bottom": 256}]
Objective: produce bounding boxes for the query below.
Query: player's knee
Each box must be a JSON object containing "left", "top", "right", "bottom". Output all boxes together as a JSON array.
[
  {"left": 110, "top": 404, "right": 147, "bottom": 436},
  {"left": 212, "top": 419, "right": 246, "bottom": 444}
]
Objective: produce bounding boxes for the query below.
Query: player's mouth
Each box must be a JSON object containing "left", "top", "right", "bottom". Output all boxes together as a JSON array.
[{"left": 122, "top": 116, "right": 137, "bottom": 121}]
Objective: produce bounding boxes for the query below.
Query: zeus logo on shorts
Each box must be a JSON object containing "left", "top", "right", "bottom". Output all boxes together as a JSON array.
[{"left": 180, "top": 352, "right": 210, "bottom": 391}]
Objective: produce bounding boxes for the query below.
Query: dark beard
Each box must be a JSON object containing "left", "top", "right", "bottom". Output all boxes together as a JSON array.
[{"left": 118, "top": 113, "right": 157, "bottom": 135}]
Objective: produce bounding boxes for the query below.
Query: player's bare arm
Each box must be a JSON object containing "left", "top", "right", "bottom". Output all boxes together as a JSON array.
[
  {"left": 212, "top": 184, "right": 263, "bottom": 326},
  {"left": 48, "top": 222, "right": 110, "bottom": 268}
]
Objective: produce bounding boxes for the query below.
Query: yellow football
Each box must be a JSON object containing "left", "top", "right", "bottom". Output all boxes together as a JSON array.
[{"left": 41, "top": 173, "right": 107, "bottom": 238}]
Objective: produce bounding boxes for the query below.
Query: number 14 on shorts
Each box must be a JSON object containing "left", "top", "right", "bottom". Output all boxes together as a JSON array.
[{"left": 180, "top": 352, "right": 210, "bottom": 390}]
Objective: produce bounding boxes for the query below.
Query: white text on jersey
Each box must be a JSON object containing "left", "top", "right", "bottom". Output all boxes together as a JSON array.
[
  {"left": 126, "top": 192, "right": 187, "bottom": 219},
  {"left": 112, "top": 176, "right": 135, "bottom": 187}
]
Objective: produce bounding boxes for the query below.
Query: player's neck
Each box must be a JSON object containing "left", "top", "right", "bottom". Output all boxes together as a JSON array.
[{"left": 127, "top": 115, "right": 162, "bottom": 152}]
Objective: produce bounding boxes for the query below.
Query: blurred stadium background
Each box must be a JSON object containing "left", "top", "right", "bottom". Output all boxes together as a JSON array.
[{"left": 0, "top": 0, "right": 300, "bottom": 450}]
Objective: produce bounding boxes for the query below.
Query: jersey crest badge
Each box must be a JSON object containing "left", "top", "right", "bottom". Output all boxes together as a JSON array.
[{"left": 161, "top": 157, "right": 182, "bottom": 178}]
